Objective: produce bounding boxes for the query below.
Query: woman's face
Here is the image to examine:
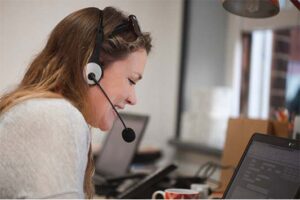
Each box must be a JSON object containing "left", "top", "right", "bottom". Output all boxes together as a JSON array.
[{"left": 87, "top": 49, "right": 147, "bottom": 131}]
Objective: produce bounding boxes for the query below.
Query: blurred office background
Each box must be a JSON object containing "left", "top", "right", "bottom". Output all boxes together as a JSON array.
[{"left": 1, "top": 0, "right": 299, "bottom": 180}]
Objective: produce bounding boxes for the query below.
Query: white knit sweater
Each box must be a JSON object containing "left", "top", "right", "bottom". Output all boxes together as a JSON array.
[{"left": 0, "top": 98, "right": 90, "bottom": 198}]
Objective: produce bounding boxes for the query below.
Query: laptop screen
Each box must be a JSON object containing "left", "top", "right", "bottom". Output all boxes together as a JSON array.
[
  {"left": 95, "top": 113, "right": 149, "bottom": 177},
  {"left": 223, "top": 133, "right": 300, "bottom": 199}
]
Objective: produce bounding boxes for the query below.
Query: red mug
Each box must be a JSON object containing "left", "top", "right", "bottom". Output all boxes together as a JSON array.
[{"left": 152, "top": 188, "right": 200, "bottom": 199}]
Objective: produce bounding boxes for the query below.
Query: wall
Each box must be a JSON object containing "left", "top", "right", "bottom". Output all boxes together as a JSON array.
[{"left": 0, "top": 0, "right": 183, "bottom": 152}]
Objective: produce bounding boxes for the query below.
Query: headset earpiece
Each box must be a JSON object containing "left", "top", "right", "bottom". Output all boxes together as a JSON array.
[{"left": 85, "top": 62, "right": 102, "bottom": 86}]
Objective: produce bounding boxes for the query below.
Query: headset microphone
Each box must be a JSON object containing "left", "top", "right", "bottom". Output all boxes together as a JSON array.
[{"left": 87, "top": 73, "right": 136, "bottom": 143}]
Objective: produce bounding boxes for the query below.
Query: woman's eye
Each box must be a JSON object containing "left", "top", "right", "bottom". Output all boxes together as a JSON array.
[{"left": 128, "top": 79, "right": 136, "bottom": 85}]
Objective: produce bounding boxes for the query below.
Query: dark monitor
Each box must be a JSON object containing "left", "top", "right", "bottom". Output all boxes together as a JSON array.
[
  {"left": 95, "top": 113, "right": 149, "bottom": 177},
  {"left": 223, "top": 133, "right": 300, "bottom": 199}
]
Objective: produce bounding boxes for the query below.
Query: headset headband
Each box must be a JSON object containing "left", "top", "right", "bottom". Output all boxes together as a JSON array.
[
  {"left": 88, "top": 10, "right": 142, "bottom": 66},
  {"left": 88, "top": 9, "right": 103, "bottom": 65}
]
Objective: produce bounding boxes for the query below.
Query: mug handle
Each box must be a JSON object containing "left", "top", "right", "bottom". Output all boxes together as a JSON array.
[{"left": 152, "top": 190, "right": 165, "bottom": 199}]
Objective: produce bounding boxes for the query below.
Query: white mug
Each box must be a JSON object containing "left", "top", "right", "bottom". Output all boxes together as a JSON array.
[{"left": 152, "top": 188, "right": 200, "bottom": 199}]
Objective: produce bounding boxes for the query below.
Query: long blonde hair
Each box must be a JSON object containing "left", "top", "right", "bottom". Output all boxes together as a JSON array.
[{"left": 0, "top": 7, "right": 151, "bottom": 198}]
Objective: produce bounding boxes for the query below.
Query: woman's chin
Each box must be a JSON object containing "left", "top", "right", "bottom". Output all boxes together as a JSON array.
[
  {"left": 97, "top": 120, "right": 114, "bottom": 131},
  {"left": 96, "top": 124, "right": 108, "bottom": 131},
  {"left": 92, "top": 112, "right": 116, "bottom": 131}
]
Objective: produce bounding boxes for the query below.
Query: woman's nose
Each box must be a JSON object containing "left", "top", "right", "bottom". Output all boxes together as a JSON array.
[{"left": 126, "top": 89, "right": 137, "bottom": 105}]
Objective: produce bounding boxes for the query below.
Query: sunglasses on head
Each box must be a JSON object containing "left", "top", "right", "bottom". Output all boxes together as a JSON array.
[{"left": 109, "top": 15, "right": 142, "bottom": 38}]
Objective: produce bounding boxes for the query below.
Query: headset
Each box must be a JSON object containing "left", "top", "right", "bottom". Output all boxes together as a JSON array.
[
  {"left": 84, "top": 9, "right": 141, "bottom": 143},
  {"left": 84, "top": 9, "right": 103, "bottom": 86}
]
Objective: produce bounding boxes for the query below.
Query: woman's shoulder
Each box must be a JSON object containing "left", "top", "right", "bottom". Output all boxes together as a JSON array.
[
  {"left": 0, "top": 98, "right": 88, "bottom": 129},
  {"left": 0, "top": 97, "right": 91, "bottom": 148}
]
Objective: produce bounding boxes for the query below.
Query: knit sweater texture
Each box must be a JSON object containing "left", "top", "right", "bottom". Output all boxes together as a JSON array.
[{"left": 0, "top": 98, "right": 90, "bottom": 198}]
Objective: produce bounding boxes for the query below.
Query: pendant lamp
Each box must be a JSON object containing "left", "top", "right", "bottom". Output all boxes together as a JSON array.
[{"left": 222, "top": 0, "right": 280, "bottom": 18}]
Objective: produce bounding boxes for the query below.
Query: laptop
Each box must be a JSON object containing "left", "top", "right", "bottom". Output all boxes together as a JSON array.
[
  {"left": 223, "top": 133, "right": 300, "bottom": 199},
  {"left": 94, "top": 113, "right": 149, "bottom": 180}
]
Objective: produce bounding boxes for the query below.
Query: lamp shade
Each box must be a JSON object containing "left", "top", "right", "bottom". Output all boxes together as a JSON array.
[{"left": 222, "top": 0, "right": 280, "bottom": 18}]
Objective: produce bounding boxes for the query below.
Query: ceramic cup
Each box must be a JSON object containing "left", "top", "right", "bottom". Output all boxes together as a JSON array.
[{"left": 152, "top": 188, "right": 200, "bottom": 199}]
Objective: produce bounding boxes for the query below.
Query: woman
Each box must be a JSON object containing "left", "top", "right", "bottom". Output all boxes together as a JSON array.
[{"left": 0, "top": 7, "right": 152, "bottom": 198}]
